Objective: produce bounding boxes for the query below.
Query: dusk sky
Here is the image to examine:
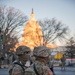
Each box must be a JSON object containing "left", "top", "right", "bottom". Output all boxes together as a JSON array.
[{"left": 0, "top": 0, "right": 75, "bottom": 33}]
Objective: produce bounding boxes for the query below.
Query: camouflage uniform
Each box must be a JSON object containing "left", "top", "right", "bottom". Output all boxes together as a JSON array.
[
  {"left": 33, "top": 46, "right": 53, "bottom": 75},
  {"left": 8, "top": 46, "right": 31, "bottom": 75},
  {"left": 61, "top": 54, "right": 66, "bottom": 70},
  {"left": 25, "top": 65, "right": 36, "bottom": 75},
  {"left": 9, "top": 62, "right": 25, "bottom": 75}
]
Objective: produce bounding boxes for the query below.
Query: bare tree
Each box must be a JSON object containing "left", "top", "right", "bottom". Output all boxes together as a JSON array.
[
  {"left": 0, "top": 6, "right": 28, "bottom": 52},
  {"left": 38, "top": 18, "right": 69, "bottom": 45},
  {"left": 66, "top": 37, "right": 75, "bottom": 63}
]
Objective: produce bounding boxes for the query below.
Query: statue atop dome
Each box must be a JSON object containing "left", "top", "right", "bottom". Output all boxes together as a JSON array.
[
  {"left": 32, "top": 8, "right": 34, "bottom": 14},
  {"left": 30, "top": 8, "right": 35, "bottom": 21}
]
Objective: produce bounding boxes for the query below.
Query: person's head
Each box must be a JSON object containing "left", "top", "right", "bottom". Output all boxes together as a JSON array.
[
  {"left": 63, "top": 54, "right": 66, "bottom": 58},
  {"left": 33, "top": 46, "right": 51, "bottom": 64},
  {"left": 16, "top": 46, "right": 31, "bottom": 63}
]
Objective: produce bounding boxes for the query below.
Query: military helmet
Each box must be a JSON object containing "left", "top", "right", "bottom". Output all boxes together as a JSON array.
[
  {"left": 33, "top": 46, "right": 50, "bottom": 57},
  {"left": 16, "top": 46, "right": 31, "bottom": 55}
]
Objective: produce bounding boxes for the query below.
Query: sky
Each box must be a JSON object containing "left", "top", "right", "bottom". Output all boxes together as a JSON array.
[
  {"left": 0, "top": 0, "right": 75, "bottom": 33},
  {"left": 0, "top": 0, "right": 75, "bottom": 45},
  {"left": 0, "top": 0, "right": 75, "bottom": 32}
]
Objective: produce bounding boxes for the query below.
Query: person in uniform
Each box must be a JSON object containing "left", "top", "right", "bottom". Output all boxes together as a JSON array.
[
  {"left": 8, "top": 46, "right": 31, "bottom": 75},
  {"left": 61, "top": 54, "right": 66, "bottom": 70},
  {"left": 33, "top": 46, "right": 53, "bottom": 75}
]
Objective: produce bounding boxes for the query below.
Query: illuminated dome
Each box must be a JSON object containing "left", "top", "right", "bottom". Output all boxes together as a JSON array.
[
  {"left": 15, "top": 9, "right": 43, "bottom": 50},
  {"left": 15, "top": 9, "right": 58, "bottom": 51}
]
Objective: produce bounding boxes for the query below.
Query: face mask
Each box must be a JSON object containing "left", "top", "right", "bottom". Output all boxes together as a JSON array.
[{"left": 25, "top": 60, "right": 30, "bottom": 67}]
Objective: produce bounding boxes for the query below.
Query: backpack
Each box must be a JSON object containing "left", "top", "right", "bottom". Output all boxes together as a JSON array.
[
  {"left": 25, "top": 63, "right": 39, "bottom": 75},
  {"left": 33, "top": 63, "right": 39, "bottom": 75},
  {"left": 9, "top": 61, "right": 25, "bottom": 75}
]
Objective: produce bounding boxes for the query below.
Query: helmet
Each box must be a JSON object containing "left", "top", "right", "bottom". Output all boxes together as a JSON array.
[
  {"left": 33, "top": 46, "right": 50, "bottom": 57},
  {"left": 16, "top": 46, "right": 31, "bottom": 55}
]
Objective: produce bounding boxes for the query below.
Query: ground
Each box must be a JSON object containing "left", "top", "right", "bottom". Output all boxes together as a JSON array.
[{"left": 0, "top": 66, "right": 75, "bottom": 75}]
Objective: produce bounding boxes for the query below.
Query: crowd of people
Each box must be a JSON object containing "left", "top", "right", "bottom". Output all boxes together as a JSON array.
[{"left": 0, "top": 51, "right": 17, "bottom": 68}]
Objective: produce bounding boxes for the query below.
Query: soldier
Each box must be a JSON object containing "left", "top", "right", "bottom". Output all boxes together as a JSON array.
[
  {"left": 8, "top": 46, "right": 31, "bottom": 75},
  {"left": 48, "top": 57, "right": 55, "bottom": 75},
  {"left": 33, "top": 46, "right": 53, "bottom": 75},
  {"left": 61, "top": 54, "right": 66, "bottom": 70}
]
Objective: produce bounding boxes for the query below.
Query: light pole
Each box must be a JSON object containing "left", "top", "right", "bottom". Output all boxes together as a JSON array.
[
  {"left": 0, "top": 27, "right": 4, "bottom": 54},
  {"left": 0, "top": 28, "right": 3, "bottom": 49}
]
